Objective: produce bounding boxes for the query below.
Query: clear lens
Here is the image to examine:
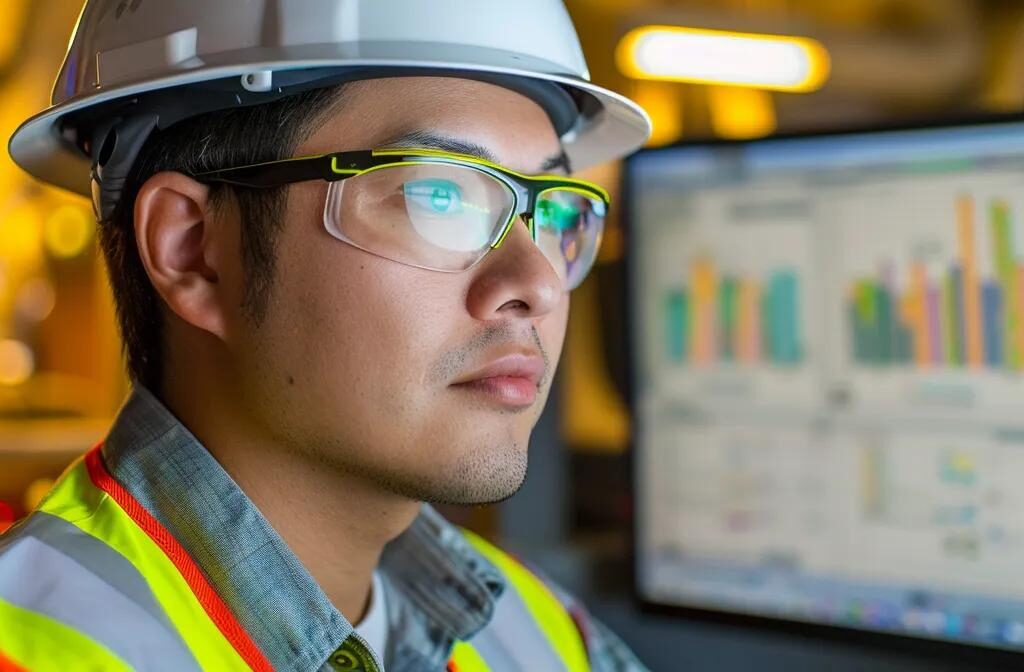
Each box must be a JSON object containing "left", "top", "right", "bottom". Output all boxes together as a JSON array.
[
  {"left": 534, "top": 188, "right": 607, "bottom": 290},
  {"left": 324, "top": 162, "right": 515, "bottom": 271},
  {"left": 322, "top": 160, "right": 606, "bottom": 290}
]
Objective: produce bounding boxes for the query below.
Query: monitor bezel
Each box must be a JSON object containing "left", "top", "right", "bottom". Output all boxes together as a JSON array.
[{"left": 623, "top": 111, "right": 1024, "bottom": 670}]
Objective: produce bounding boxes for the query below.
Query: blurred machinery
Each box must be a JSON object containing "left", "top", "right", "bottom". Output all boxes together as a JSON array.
[{"left": 0, "top": 1, "right": 125, "bottom": 531}]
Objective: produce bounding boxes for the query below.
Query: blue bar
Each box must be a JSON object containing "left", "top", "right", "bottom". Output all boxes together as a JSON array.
[
  {"left": 982, "top": 281, "right": 1003, "bottom": 368},
  {"left": 951, "top": 266, "right": 966, "bottom": 365}
]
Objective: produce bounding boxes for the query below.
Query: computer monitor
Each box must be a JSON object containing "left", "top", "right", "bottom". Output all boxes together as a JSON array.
[{"left": 627, "top": 118, "right": 1024, "bottom": 654}]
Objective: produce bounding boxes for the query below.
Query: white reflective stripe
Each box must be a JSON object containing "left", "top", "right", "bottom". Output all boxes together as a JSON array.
[
  {"left": 1, "top": 512, "right": 178, "bottom": 632},
  {"left": 0, "top": 528, "right": 201, "bottom": 671},
  {"left": 468, "top": 580, "right": 568, "bottom": 671}
]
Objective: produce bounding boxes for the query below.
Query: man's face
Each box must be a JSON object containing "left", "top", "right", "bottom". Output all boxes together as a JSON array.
[{"left": 228, "top": 77, "right": 570, "bottom": 504}]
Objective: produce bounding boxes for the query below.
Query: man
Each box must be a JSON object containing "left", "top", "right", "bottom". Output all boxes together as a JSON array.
[{"left": 0, "top": 1, "right": 651, "bottom": 670}]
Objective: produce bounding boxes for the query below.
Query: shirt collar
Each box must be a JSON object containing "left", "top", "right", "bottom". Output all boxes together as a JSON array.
[{"left": 101, "top": 384, "right": 504, "bottom": 669}]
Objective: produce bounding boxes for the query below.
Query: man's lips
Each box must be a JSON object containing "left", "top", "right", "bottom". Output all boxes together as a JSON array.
[{"left": 449, "top": 354, "right": 545, "bottom": 407}]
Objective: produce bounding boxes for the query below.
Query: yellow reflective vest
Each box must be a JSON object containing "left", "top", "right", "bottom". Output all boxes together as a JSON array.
[{"left": 0, "top": 445, "right": 590, "bottom": 672}]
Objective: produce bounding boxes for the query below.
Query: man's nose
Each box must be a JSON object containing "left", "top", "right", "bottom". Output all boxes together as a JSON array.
[{"left": 464, "top": 216, "right": 563, "bottom": 320}]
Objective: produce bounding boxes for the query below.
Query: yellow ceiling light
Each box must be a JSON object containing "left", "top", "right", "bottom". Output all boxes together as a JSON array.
[{"left": 617, "top": 25, "right": 830, "bottom": 93}]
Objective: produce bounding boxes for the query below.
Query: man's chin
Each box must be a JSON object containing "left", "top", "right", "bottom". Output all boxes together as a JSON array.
[
  {"left": 427, "top": 480, "right": 526, "bottom": 507},
  {"left": 385, "top": 447, "right": 529, "bottom": 506}
]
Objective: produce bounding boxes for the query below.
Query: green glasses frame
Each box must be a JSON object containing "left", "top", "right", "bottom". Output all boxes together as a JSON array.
[{"left": 191, "top": 147, "right": 611, "bottom": 251}]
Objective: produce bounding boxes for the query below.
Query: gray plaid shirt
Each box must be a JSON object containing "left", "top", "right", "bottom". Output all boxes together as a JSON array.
[{"left": 102, "top": 386, "right": 648, "bottom": 671}]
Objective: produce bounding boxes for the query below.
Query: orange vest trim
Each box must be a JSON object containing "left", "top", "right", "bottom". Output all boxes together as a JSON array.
[
  {"left": 0, "top": 650, "right": 26, "bottom": 672},
  {"left": 84, "top": 444, "right": 275, "bottom": 672}
]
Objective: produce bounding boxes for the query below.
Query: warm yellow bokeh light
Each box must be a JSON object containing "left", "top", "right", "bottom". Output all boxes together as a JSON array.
[
  {"left": 709, "top": 86, "right": 778, "bottom": 139},
  {"left": 618, "top": 25, "right": 830, "bottom": 93},
  {"left": 44, "top": 203, "right": 93, "bottom": 258},
  {"left": 0, "top": 2, "right": 29, "bottom": 76},
  {"left": 15, "top": 277, "right": 56, "bottom": 322},
  {"left": 632, "top": 81, "right": 684, "bottom": 147},
  {"left": 0, "top": 339, "right": 34, "bottom": 386},
  {"left": 23, "top": 478, "right": 56, "bottom": 511},
  {"left": 0, "top": 202, "right": 43, "bottom": 267}
]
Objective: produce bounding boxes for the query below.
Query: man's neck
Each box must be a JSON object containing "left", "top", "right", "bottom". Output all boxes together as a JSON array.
[{"left": 160, "top": 374, "right": 420, "bottom": 625}]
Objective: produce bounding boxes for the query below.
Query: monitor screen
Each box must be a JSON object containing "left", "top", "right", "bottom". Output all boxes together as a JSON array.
[{"left": 629, "top": 120, "right": 1024, "bottom": 652}]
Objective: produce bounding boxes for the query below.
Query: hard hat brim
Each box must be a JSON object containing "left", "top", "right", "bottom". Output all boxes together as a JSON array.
[{"left": 10, "top": 49, "right": 651, "bottom": 197}]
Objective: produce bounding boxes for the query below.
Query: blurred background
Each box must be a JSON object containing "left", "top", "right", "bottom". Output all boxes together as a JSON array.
[{"left": 6, "top": 1, "right": 1024, "bottom": 670}]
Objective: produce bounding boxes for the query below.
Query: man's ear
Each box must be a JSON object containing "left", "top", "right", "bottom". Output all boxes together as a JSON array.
[{"left": 133, "top": 171, "right": 231, "bottom": 340}]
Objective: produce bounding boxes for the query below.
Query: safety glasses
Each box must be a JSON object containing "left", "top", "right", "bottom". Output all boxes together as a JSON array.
[{"left": 192, "top": 148, "right": 610, "bottom": 290}]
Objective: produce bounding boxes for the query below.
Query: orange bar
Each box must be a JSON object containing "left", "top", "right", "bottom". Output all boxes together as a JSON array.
[
  {"left": 736, "top": 279, "right": 759, "bottom": 363},
  {"left": 910, "top": 263, "right": 931, "bottom": 367},
  {"left": 691, "top": 259, "right": 718, "bottom": 366},
  {"left": 899, "top": 294, "right": 915, "bottom": 332},
  {"left": 958, "top": 195, "right": 983, "bottom": 368}
]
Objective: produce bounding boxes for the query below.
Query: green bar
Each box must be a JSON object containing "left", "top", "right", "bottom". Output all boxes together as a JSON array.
[
  {"left": 854, "top": 281, "right": 877, "bottom": 363},
  {"left": 769, "top": 274, "right": 785, "bottom": 364},
  {"left": 875, "top": 285, "right": 893, "bottom": 364},
  {"left": 896, "top": 323, "right": 914, "bottom": 364},
  {"left": 761, "top": 288, "right": 774, "bottom": 363},
  {"left": 992, "top": 201, "right": 1019, "bottom": 368},
  {"left": 771, "top": 271, "right": 802, "bottom": 365},
  {"left": 856, "top": 280, "right": 876, "bottom": 324},
  {"left": 849, "top": 300, "right": 866, "bottom": 363},
  {"left": 719, "top": 277, "right": 737, "bottom": 362},
  {"left": 665, "top": 290, "right": 688, "bottom": 363}
]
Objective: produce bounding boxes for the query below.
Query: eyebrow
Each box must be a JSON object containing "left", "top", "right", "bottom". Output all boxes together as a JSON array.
[{"left": 378, "top": 130, "right": 572, "bottom": 175}]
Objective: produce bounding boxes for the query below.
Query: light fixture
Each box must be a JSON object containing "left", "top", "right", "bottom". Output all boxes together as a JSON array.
[{"left": 617, "top": 25, "right": 830, "bottom": 93}]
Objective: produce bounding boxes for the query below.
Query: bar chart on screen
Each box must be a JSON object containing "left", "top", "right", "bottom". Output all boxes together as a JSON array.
[
  {"left": 637, "top": 184, "right": 824, "bottom": 412},
  {"left": 828, "top": 172, "right": 1024, "bottom": 421},
  {"left": 631, "top": 124, "right": 1024, "bottom": 652},
  {"left": 663, "top": 264, "right": 804, "bottom": 368}
]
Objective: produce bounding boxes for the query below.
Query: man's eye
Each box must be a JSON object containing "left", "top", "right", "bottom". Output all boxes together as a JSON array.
[{"left": 403, "top": 180, "right": 463, "bottom": 214}]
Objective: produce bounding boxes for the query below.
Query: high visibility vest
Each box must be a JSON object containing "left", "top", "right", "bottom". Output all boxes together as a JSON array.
[{"left": 0, "top": 446, "right": 590, "bottom": 672}]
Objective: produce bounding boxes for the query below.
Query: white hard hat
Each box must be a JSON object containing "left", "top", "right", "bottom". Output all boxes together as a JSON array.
[{"left": 8, "top": 0, "right": 651, "bottom": 217}]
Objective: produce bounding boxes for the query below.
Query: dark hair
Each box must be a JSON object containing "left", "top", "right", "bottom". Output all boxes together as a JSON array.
[{"left": 97, "top": 85, "right": 348, "bottom": 392}]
